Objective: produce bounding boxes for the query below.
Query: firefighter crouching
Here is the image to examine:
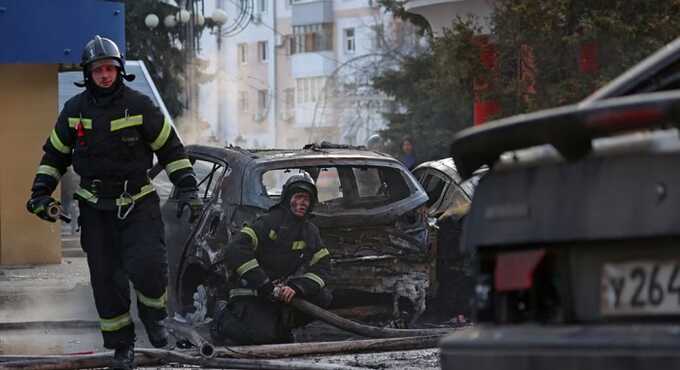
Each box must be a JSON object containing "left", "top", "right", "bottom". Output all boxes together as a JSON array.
[
  {"left": 211, "top": 174, "right": 332, "bottom": 345},
  {"left": 25, "top": 35, "right": 202, "bottom": 370}
]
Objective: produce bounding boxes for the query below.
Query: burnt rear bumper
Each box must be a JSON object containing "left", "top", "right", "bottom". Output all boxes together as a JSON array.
[{"left": 440, "top": 324, "right": 680, "bottom": 370}]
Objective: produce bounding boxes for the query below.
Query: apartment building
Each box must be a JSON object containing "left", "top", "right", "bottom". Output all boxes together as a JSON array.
[
  {"left": 404, "top": 0, "right": 494, "bottom": 35},
  {"left": 200, "top": 0, "right": 409, "bottom": 149}
]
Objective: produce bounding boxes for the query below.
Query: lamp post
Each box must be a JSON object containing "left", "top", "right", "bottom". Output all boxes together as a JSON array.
[
  {"left": 144, "top": 2, "right": 203, "bottom": 121},
  {"left": 212, "top": 4, "right": 228, "bottom": 140},
  {"left": 143, "top": 1, "right": 251, "bottom": 142}
]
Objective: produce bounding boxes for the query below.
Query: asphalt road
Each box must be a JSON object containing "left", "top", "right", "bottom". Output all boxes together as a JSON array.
[{"left": 0, "top": 256, "right": 441, "bottom": 369}]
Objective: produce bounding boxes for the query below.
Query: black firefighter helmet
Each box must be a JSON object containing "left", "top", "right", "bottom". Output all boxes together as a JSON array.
[
  {"left": 76, "top": 35, "right": 135, "bottom": 86},
  {"left": 280, "top": 173, "right": 319, "bottom": 210}
]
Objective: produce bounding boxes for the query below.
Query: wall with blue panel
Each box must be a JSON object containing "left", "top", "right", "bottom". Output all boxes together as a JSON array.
[{"left": 0, "top": 0, "right": 125, "bottom": 64}]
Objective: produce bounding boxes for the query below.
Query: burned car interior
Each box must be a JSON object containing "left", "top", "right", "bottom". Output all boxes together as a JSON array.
[{"left": 261, "top": 165, "right": 411, "bottom": 212}]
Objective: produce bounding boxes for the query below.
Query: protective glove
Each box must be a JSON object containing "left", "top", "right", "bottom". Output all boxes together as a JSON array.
[
  {"left": 257, "top": 280, "right": 277, "bottom": 302},
  {"left": 26, "top": 195, "right": 58, "bottom": 223},
  {"left": 176, "top": 187, "right": 203, "bottom": 222}
]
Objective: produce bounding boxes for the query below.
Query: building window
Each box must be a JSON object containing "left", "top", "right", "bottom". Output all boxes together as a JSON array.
[
  {"left": 258, "top": 41, "right": 268, "bottom": 62},
  {"left": 238, "top": 91, "right": 249, "bottom": 112},
  {"left": 238, "top": 43, "right": 248, "bottom": 64},
  {"left": 296, "top": 77, "right": 326, "bottom": 104},
  {"left": 258, "top": 0, "right": 268, "bottom": 13},
  {"left": 287, "top": 35, "right": 295, "bottom": 55},
  {"left": 371, "top": 24, "right": 384, "bottom": 50},
  {"left": 257, "top": 90, "right": 268, "bottom": 112},
  {"left": 344, "top": 28, "right": 355, "bottom": 53},
  {"left": 284, "top": 88, "right": 295, "bottom": 111},
  {"left": 292, "top": 23, "right": 333, "bottom": 54}
]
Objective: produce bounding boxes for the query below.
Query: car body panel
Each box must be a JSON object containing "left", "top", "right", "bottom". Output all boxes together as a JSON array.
[
  {"left": 440, "top": 324, "right": 680, "bottom": 370},
  {"left": 464, "top": 145, "right": 680, "bottom": 251}
]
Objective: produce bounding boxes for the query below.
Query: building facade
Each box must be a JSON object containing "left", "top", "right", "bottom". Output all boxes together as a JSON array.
[{"left": 200, "top": 0, "right": 415, "bottom": 149}]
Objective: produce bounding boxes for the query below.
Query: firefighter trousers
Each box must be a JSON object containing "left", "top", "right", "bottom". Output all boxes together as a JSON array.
[
  {"left": 78, "top": 195, "right": 168, "bottom": 349},
  {"left": 211, "top": 288, "right": 333, "bottom": 345}
]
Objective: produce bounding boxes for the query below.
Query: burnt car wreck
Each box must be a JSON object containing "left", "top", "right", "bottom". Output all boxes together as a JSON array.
[{"left": 151, "top": 142, "right": 442, "bottom": 326}]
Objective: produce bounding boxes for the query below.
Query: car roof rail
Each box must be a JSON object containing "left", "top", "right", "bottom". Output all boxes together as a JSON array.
[{"left": 303, "top": 141, "right": 368, "bottom": 151}]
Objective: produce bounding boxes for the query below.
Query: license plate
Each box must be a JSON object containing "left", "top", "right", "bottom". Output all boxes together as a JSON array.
[{"left": 601, "top": 260, "right": 680, "bottom": 315}]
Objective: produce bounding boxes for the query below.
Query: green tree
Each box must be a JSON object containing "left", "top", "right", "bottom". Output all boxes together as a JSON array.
[
  {"left": 493, "top": 0, "right": 680, "bottom": 115},
  {"left": 375, "top": 0, "right": 680, "bottom": 160},
  {"left": 373, "top": 13, "right": 483, "bottom": 161}
]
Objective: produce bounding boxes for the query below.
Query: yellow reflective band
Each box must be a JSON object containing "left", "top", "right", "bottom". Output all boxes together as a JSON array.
[
  {"left": 100, "top": 312, "right": 132, "bottom": 332},
  {"left": 241, "top": 226, "right": 259, "bottom": 249},
  {"left": 303, "top": 272, "right": 325, "bottom": 288},
  {"left": 310, "top": 248, "right": 330, "bottom": 266},
  {"left": 36, "top": 165, "right": 61, "bottom": 181},
  {"left": 75, "top": 184, "right": 155, "bottom": 205},
  {"left": 269, "top": 229, "right": 278, "bottom": 240},
  {"left": 68, "top": 117, "right": 92, "bottom": 129},
  {"left": 75, "top": 188, "right": 99, "bottom": 203},
  {"left": 50, "top": 129, "right": 71, "bottom": 154},
  {"left": 291, "top": 241, "right": 306, "bottom": 250},
  {"left": 110, "top": 115, "right": 143, "bottom": 131},
  {"left": 229, "top": 288, "right": 258, "bottom": 299},
  {"left": 136, "top": 290, "right": 167, "bottom": 309},
  {"left": 165, "top": 159, "right": 192, "bottom": 175},
  {"left": 236, "top": 258, "right": 259, "bottom": 277},
  {"left": 150, "top": 118, "right": 172, "bottom": 151},
  {"left": 115, "top": 184, "right": 156, "bottom": 206}
]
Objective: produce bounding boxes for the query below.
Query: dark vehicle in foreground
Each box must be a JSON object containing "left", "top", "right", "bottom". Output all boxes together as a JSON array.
[
  {"left": 151, "top": 143, "right": 436, "bottom": 325},
  {"left": 441, "top": 38, "right": 680, "bottom": 369}
]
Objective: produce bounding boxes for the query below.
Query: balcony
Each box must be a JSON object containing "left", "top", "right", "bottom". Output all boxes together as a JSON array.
[
  {"left": 404, "top": 0, "right": 494, "bottom": 35},
  {"left": 291, "top": 0, "right": 333, "bottom": 26},
  {"left": 291, "top": 52, "right": 336, "bottom": 78}
]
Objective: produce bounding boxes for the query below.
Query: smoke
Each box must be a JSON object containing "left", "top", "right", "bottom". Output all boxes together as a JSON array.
[
  {"left": 0, "top": 259, "right": 102, "bottom": 354},
  {"left": 179, "top": 2, "right": 414, "bottom": 150}
]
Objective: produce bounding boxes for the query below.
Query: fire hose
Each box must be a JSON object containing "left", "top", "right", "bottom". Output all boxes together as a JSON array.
[{"left": 168, "top": 297, "right": 460, "bottom": 359}]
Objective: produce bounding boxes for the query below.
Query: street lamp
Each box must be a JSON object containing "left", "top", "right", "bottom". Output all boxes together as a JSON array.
[
  {"left": 211, "top": 8, "right": 228, "bottom": 27},
  {"left": 145, "top": 14, "right": 159, "bottom": 30},
  {"left": 163, "top": 14, "right": 177, "bottom": 28},
  {"left": 177, "top": 9, "right": 191, "bottom": 24},
  {"left": 141, "top": 1, "right": 252, "bottom": 140},
  {"left": 195, "top": 14, "right": 205, "bottom": 27}
]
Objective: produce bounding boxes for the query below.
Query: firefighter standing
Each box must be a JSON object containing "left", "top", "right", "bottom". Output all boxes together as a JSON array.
[
  {"left": 26, "top": 36, "right": 202, "bottom": 370},
  {"left": 211, "top": 174, "right": 332, "bottom": 345}
]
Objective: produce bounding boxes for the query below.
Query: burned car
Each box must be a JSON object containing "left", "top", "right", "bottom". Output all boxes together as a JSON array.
[
  {"left": 441, "top": 38, "right": 680, "bottom": 369},
  {"left": 151, "top": 142, "right": 434, "bottom": 325},
  {"left": 412, "top": 159, "right": 486, "bottom": 317}
]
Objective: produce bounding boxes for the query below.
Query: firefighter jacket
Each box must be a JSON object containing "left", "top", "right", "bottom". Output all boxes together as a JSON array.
[
  {"left": 225, "top": 207, "right": 331, "bottom": 300},
  {"left": 31, "top": 85, "right": 195, "bottom": 206}
]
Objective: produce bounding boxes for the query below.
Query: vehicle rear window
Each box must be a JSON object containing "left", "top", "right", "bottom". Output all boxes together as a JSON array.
[{"left": 261, "top": 165, "right": 411, "bottom": 210}]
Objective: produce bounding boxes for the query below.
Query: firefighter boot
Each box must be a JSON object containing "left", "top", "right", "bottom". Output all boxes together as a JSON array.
[
  {"left": 112, "top": 343, "right": 135, "bottom": 370},
  {"left": 144, "top": 320, "right": 169, "bottom": 348}
]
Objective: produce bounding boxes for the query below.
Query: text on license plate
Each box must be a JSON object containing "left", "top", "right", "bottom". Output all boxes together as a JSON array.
[{"left": 601, "top": 260, "right": 680, "bottom": 315}]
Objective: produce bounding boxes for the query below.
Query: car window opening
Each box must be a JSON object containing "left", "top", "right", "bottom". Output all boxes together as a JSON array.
[
  {"left": 261, "top": 165, "right": 411, "bottom": 210},
  {"left": 191, "top": 160, "right": 226, "bottom": 200}
]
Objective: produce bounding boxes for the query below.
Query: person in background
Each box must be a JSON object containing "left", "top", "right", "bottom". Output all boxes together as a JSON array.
[{"left": 399, "top": 135, "right": 418, "bottom": 170}]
